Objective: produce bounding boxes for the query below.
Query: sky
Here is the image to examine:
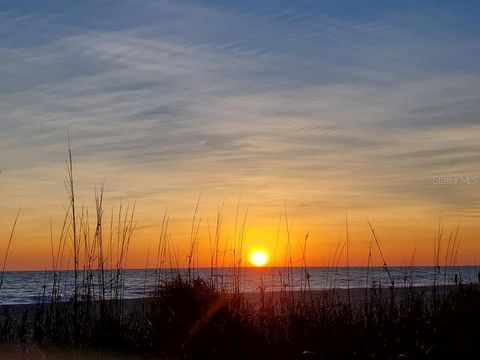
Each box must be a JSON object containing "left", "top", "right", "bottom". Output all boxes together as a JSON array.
[{"left": 0, "top": 0, "right": 479, "bottom": 270}]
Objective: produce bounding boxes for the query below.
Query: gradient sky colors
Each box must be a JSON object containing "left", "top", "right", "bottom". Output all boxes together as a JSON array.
[{"left": 0, "top": 0, "right": 479, "bottom": 270}]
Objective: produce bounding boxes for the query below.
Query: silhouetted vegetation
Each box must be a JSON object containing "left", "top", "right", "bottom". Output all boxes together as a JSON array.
[{"left": 0, "top": 275, "right": 480, "bottom": 359}]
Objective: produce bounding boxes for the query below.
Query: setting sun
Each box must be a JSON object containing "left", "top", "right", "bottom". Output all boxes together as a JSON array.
[{"left": 249, "top": 249, "right": 269, "bottom": 267}]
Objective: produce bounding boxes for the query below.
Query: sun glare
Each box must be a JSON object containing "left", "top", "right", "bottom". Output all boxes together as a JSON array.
[{"left": 249, "top": 249, "right": 269, "bottom": 267}]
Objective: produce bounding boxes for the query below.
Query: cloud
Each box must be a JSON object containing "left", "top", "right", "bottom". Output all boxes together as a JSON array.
[{"left": 0, "top": 0, "right": 479, "bottom": 226}]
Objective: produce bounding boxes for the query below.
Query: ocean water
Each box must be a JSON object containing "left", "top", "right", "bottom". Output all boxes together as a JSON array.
[{"left": 0, "top": 266, "right": 478, "bottom": 305}]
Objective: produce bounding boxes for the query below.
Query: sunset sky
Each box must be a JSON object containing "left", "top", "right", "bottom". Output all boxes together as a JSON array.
[{"left": 1, "top": 0, "right": 479, "bottom": 270}]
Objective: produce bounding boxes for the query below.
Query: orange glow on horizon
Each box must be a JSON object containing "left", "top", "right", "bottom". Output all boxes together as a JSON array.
[{"left": 1, "top": 199, "right": 480, "bottom": 270}]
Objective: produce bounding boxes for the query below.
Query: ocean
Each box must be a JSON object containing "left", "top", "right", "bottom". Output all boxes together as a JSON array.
[{"left": 0, "top": 266, "right": 478, "bottom": 305}]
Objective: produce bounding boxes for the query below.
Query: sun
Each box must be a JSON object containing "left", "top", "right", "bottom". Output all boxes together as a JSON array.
[{"left": 249, "top": 249, "right": 269, "bottom": 267}]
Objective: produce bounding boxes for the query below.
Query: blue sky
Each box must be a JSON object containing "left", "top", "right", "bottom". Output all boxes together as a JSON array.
[{"left": 1, "top": 1, "right": 479, "bottom": 267}]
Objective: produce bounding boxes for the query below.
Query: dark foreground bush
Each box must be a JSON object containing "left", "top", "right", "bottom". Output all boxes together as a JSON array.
[{"left": 1, "top": 279, "right": 480, "bottom": 359}]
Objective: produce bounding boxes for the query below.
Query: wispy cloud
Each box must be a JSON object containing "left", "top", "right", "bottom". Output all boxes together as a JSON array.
[{"left": 1, "top": 0, "right": 479, "bottom": 267}]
